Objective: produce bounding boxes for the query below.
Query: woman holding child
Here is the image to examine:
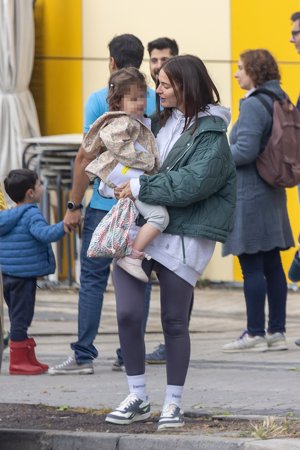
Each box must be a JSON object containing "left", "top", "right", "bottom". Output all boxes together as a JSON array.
[{"left": 104, "top": 55, "right": 236, "bottom": 430}]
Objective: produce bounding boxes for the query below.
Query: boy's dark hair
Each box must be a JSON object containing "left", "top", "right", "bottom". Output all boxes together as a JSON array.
[
  {"left": 147, "top": 37, "right": 179, "bottom": 56},
  {"left": 159, "top": 55, "right": 220, "bottom": 132},
  {"left": 107, "top": 67, "right": 147, "bottom": 111},
  {"left": 4, "top": 169, "right": 38, "bottom": 203},
  {"left": 108, "top": 34, "right": 144, "bottom": 69},
  {"left": 291, "top": 12, "right": 300, "bottom": 22},
  {"left": 240, "top": 49, "right": 280, "bottom": 86}
]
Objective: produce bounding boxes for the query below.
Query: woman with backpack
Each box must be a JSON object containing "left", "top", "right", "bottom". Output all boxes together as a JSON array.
[{"left": 222, "top": 49, "right": 294, "bottom": 353}]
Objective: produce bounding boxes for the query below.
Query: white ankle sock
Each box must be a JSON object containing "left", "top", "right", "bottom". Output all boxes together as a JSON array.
[
  {"left": 127, "top": 374, "right": 148, "bottom": 402},
  {"left": 163, "top": 385, "right": 183, "bottom": 409}
]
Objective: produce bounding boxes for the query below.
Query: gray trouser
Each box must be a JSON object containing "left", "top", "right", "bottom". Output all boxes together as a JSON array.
[
  {"left": 112, "top": 258, "right": 193, "bottom": 386},
  {"left": 135, "top": 199, "right": 169, "bottom": 232}
]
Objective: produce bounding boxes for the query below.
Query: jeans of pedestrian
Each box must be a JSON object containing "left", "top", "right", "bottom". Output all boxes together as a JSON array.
[
  {"left": 3, "top": 275, "right": 37, "bottom": 341},
  {"left": 238, "top": 248, "right": 287, "bottom": 337},
  {"left": 71, "top": 205, "right": 151, "bottom": 364}
]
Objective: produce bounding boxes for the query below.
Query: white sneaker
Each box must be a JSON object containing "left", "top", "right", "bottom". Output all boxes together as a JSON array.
[
  {"left": 158, "top": 403, "right": 185, "bottom": 431},
  {"left": 222, "top": 331, "right": 268, "bottom": 353},
  {"left": 48, "top": 356, "right": 94, "bottom": 375},
  {"left": 105, "top": 393, "right": 150, "bottom": 425},
  {"left": 117, "top": 257, "right": 149, "bottom": 283},
  {"left": 266, "top": 332, "right": 288, "bottom": 351}
]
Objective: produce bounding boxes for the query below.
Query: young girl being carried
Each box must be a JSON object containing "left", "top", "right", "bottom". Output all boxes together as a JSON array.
[{"left": 83, "top": 67, "right": 169, "bottom": 282}]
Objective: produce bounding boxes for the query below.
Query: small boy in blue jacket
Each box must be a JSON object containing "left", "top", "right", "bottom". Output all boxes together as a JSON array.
[{"left": 0, "top": 169, "right": 68, "bottom": 375}]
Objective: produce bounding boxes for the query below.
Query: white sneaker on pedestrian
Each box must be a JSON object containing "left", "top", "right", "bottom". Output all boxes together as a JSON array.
[
  {"left": 48, "top": 356, "right": 94, "bottom": 375},
  {"left": 158, "top": 403, "right": 185, "bottom": 431},
  {"left": 105, "top": 393, "right": 150, "bottom": 425},
  {"left": 222, "top": 331, "right": 268, "bottom": 353},
  {"left": 266, "top": 332, "right": 288, "bottom": 351},
  {"left": 117, "top": 257, "right": 149, "bottom": 283}
]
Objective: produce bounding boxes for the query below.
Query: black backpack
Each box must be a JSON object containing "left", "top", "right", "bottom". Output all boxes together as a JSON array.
[{"left": 250, "top": 88, "right": 300, "bottom": 188}]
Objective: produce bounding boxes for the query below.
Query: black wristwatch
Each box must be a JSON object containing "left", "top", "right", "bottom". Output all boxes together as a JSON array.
[{"left": 67, "top": 201, "right": 83, "bottom": 211}]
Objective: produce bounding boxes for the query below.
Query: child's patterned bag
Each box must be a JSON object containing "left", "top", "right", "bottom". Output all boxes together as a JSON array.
[{"left": 87, "top": 198, "right": 138, "bottom": 258}]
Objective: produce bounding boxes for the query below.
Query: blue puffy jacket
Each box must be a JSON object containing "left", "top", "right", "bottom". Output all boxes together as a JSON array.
[{"left": 0, "top": 204, "right": 65, "bottom": 277}]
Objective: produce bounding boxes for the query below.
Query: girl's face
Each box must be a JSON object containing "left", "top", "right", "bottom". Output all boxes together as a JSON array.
[
  {"left": 156, "top": 69, "right": 183, "bottom": 112},
  {"left": 234, "top": 59, "right": 255, "bottom": 91},
  {"left": 120, "top": 84, "right": 146, "bottom": 119}
]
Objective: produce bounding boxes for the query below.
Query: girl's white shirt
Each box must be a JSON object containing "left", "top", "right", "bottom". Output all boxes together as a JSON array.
[{"left": 129, "top": 106, "right": 231, "bottom": 286}]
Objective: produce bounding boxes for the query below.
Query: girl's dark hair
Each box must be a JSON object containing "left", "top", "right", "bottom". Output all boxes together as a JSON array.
[
  {"left": 240, "top": 49, "right": 281, "bottom": 86},
  {"left": 157, "top": 55, "right": 220, "bottom": 131},
  {"left": 107, "top": 67, "right": 147, "bottom": 111},
  {"left": 4, "top": 169, "right": 38, "bottom": 203}
]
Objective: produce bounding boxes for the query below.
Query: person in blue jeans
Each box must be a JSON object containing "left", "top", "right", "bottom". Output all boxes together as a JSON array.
[{"left": 49, "top": 34, "right": 157, "bottom": 375}]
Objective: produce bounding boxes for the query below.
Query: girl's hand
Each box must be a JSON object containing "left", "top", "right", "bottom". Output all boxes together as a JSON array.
[{"left": 114, "top": 182, "right": 134, "bottom": 200}]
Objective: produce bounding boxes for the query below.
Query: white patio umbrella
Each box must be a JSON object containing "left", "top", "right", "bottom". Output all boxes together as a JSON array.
[{"left": 0, "top": 0, "right": 40, "bottom": 182}]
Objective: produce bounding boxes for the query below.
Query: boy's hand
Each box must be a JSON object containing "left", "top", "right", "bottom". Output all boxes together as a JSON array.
[
  {"left": 63, "top": 223, "right": 71, "bottom": 233},
  {"left": 64, "top": 209, "right": 83, "bottom": 229}
]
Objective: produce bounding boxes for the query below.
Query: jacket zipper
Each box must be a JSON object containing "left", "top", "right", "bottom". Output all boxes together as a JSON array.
[
  {"left": 166, "top": 141, "right": 194, "bottom": 172},
  {"left": 180, "top": 234, "right": 186, "bottom": 264}
]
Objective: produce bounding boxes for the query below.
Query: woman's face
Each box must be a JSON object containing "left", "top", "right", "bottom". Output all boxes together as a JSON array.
[
  {"left": 234, "top": 59, "right": 255, "bottom": 91},
  {"left": 156, "top": 69, "right": 183, "bottom": 111}
]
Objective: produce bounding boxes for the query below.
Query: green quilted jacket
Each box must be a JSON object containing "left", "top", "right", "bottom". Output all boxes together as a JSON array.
[{"left": 139, "top": 115, "right": 237, "bottom": 243}]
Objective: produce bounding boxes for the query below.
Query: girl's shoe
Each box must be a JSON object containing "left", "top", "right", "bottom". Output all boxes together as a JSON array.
[{"left": 117, "top": 257, "right": 148, "bottom": 283}]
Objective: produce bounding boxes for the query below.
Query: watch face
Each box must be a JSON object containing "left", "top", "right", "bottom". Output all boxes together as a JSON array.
[{"left": 67, "top": 201, "right": 83, "bottom": 210}]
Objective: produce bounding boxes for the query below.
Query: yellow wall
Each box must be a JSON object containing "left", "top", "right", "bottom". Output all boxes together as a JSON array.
[
  {"left": 81, "top": 0, "right": 233, "bottom": 281},
  {"left": 30, "top": 0, "right": 300, "bottom": 282},
  {"left": 231, "top": 0, "right": 300, "bottom": 281},
  {"left": 30, "top": 0, "right": 83, "bottom": 135}
]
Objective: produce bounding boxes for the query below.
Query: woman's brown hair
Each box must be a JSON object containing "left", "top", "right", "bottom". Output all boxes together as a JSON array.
[
  {"left": 157, "top": 55, "right": 220, "bottom": 132},
  {"left": 107, "top": 67, "right": 147, "bottom": 111},
  {"left": 240, "top": 49, "right": 281, "bottom": 87}
]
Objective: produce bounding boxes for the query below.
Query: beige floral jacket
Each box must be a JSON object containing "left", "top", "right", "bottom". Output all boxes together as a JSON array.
[{"left": 83, "top": 112, "right": 159, "bottom": 188}]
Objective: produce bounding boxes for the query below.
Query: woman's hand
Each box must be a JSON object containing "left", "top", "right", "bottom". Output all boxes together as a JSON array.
[{"left": 114, "top": 182, "right": 134, "bottom": 200}]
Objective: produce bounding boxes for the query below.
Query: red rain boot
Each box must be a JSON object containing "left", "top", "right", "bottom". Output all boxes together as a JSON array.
[
  {"left": 26, "top": 338, "right": 48, "bottom": 371},
  {"left": 9, "top": 340, "right": 46, "bottom": 375}
]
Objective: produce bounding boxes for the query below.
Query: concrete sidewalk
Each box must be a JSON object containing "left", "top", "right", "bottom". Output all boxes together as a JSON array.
[{"left": 1, "top": 284, "right": 300, "bottom": 449}]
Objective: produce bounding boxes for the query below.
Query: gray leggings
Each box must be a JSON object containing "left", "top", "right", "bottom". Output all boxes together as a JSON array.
[{"left": 112, "top": 259, "right": 194, "bottom": 386}]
